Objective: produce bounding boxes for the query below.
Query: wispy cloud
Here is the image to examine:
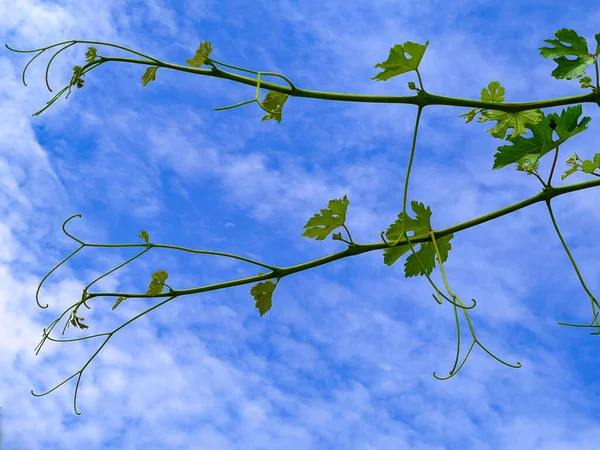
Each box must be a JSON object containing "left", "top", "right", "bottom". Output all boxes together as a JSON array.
[{"left": 2, "top": 0, "right": 600, "bottom": 448}]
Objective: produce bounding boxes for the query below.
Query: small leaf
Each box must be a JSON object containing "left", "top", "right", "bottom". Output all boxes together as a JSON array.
[
  {"left": 142, "top": 66, "right": 159, "bottom": 87},
  {"left": 565, "top": 153, "right": 580, "bottom": 165},
  {"left": 372, "top": 41, "right": 430, "bottom": 82},
  {"left": 331, "top": 232, "right": 343, "bottom": 241},
  {"left": 70, "top": 65, "right": 85, "bottom": 89},
  {"left": 581, "top": 160, "right": 597, "bottom": 174},
  {"left": 561, "top": 166, "right": 578, "bottom": 180},
  {"left": 185, "top": 41, "right": 213, "bottom": 67},
  {"left": 112, "top": 296, "right": 127, "bottom": 311},
  {"left": 146, "top": 270, "right": 168, "bottom": 296},
  {"left": 250, "top": 273, "right": 276, "bottom": 317},
  {"left": 407, "top": 81, "right": 417, "bottom": 91},
  {"left": 594, "top": 153, "right": 600, "bottom": 168},
  {"left": 458, "top": 109, "right": 478, "bottom": 123},
  {"left": 480, "top": 81, "right": 505, "bottom": 103},
  {"left": 85, "top": 47, "right": 97, "bottom": 64},
  {"left": 139, "top": 229, "right": 150, "bottom": 244},
  {"left": 579, "top": 75, "right": 594, "bottom": 90},
  {"left": 261, "top": 91, "right": 289, "bottom": 123},
  {"left": 302, "top": 195, "right": 350, "bottom": 241},
  {"left": 458, "top": 81, "right": 505, "bottom": 124}
]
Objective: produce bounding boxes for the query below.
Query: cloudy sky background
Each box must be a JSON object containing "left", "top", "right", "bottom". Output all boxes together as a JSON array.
[{"left": 1, "top": 0, "right": 600, "bottom": 448}]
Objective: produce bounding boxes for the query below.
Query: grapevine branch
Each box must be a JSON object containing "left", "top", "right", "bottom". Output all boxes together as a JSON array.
[{"left": 8, "top": 27, "right": 600, "bottom": 414}]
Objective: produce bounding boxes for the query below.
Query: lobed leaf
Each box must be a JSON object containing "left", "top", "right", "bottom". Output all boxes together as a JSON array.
[
  {"left": 146, "top": 270, "right": 168, "bottom": 296},
  {"left": 185, "top": 41, "right": 213, "bottom": 67},
  {"left": 478, "top": 108, "right": 543, "bottom": 140},
  {"left": 382, "top": 201, "right": 454, "bottom": 277},
  {"left": 261, "top": 91, "right": 288, "bottom": 123},
  {"left": 85, "top": 47, "right": 97, "bottom": 64},
  {"left": 302, "top": 195, "right": 349, "bottom": 241},
  {"left": 493, "top": 105, "right": 591, "bottom": 170},
  {"left": 458, "top": 81, "right": 505, "bottom": 124},
  {"left": 372, "top": 41, "right": 429, "bottom": 82},
  {"left": 250, "top": 272, "right": 276, "bottom": 317},
  {"left": 539, "top": 28, "right": 600, "bottom": 80}
]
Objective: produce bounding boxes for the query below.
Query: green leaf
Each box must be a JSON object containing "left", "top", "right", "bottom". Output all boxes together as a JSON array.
[
  {"left": 458, "top": 81, "right": 505, "bottom": 124},
  {"left": 331, "top": 232, "right": 344, "bottom": 241},
  {"left": 70, "top": 65, "right": 85, "bottom": 89},
  {"left": 372, "top": 40, "right": 430, "bottom": 82},
  {"left": 407, "top": 81, "right": 417, "bottom": 91},
  {"left": 404, "top": 234, "right": 453, "bottom": 278},
  {"left": 70, "top": 313, "right": 89, "bottom": 330},
  {"left": 112, "top": 296, "right": 127, "bottom": 311},
  {"left": 185, "top": 41, "right": 213, "bottom": 67},
  {"left": 139, "top": 229, "right": 150, "bottom": 244},
  {"left": 478, "top": 108, "right": 543, "bottom": 139},
  {"left": 250, "top": 273, "right": 276, "bottom": 317},
  {"left": 261, "top": 91, "right": 288, "bottom": 123},
  {"left": 493, "top": 105, "right": 591, "bottom": 170},
  {"left": 382, "top": 201, "right": 454, "bottom": 277},
  {"left": 538, "top": 28, "right": 599, "bottom": 80},
  {"left": 581, "top": 160, "right": 597, "bottom": 174},
  {"left": 579, "top": 75, "right": 594, "bottom": 90},
  {"left": 458, "top": 108, "right": 478, "bottom": 123},
  {"left": 594, "top": 153, "right": 600, "bottom": 168},
  {"left": 561, "top": 165, "right": 578, "bottom": 180},
  {"left": 480, "top": 81, "right": 505, "bottom": 103},
  {"left": 85, "top": 47, "right": 97, "bottom": 64},
  {"left": 301, "top": 195, "right": 349, "bottom": 241},
  {"left": 142, "top": 66, "right": 158, "bottom": 87},
  {"left": 146, "top": 270, "right": 168, "bottom": 296}
]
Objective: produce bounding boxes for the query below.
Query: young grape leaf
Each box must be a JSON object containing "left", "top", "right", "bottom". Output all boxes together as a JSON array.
[
  {"left": 493, "top": 105, "right": 591, "bottom": 170},
  {"left": 250, "top": 272, "right": 276, "bottom": 317},
  {"left": 581, "top": 160, "right": 597, "bottom": 174},
  {"left": 383, "top": 201, "right": 454, "bottom": 277},
  {"left": 70, "top": 313, "right": 89, "bottom": 330},
  {"left": 478, "top": 108, "right": 543, "bottom": 139},
  {"left": 261, "top": 91, "right": 288, "bottom": 123},
  {"left": 85, "top": 47, "right": 97, "bottom": 64},
  {"left": 561, "top": 165, "right": 578, "bottom": 180},
  {"left": 539, "top": 28, "right": 600, "bottom": 80},
  {"left": 404, "top": 234, "right": 453, "bottom": 278},
  {"left": 458, "top": 81, "right": 505, "bottom": 124},
  {"left": 302, "top": 195, "right": 349, "bottom": 241},
  {"left": 142, "top": 66, "right": 159, "bottom": 86},
  {"left": 70, "top": 65, "right": 85, "bottom": 89},
  {"left": 579, "top": 75, "right": 595, "bottom": 90},
  {"left": 372, "top": 41, "right": 430, "bottom": 82},
  {"left": 112, "top": 296, "right": 127, "bottom": 311},
  {"left": 146, "top": 270, "right": 168, "bottom": 296},
  {"left": 139, "top": 229, "right": 150, "bottom": 244},
  {"left": 480, "top": 81, "right": 505, "bottom": 102},
  {"left": 185, "top": 41, "right": 213, "bottom": 67}
]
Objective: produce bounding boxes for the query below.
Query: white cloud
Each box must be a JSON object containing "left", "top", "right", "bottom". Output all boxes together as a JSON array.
[{"left": 2, "top": 0, "right": 600, "bottom": 448}]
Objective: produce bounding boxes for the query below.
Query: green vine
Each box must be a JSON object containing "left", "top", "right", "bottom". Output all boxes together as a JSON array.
[{"left": 7, "top": 27, "right": 600, "bottom": 414}]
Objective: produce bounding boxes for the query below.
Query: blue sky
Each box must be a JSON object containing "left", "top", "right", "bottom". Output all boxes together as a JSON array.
[{"left": 2, "top": 0, "right": 600, "bottom": 448}]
